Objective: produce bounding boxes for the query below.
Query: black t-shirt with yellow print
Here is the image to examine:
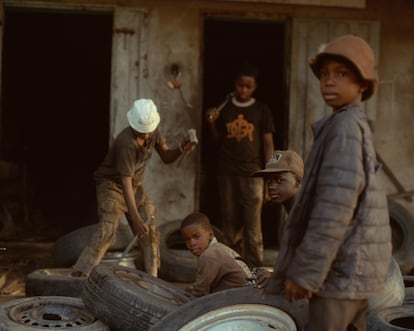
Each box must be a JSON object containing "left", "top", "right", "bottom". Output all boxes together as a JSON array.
[{"left": 217, "top": 99, "right": 275, "bottom": 176}]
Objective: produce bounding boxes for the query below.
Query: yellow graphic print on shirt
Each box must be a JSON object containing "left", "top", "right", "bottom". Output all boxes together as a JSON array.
[{"left": 226, "top": 114, "right": 254, "bottom": 142}]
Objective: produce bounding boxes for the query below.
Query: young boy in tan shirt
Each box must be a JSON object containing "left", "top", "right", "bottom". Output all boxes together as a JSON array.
[{"left": 181, "top": 212, "right": 252, "bottom": 297}]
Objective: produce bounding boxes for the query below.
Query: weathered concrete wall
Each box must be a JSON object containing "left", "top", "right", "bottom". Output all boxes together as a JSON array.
[
  {"left": 371, "top": 0, "right": 414, "bottom": 216},
  {"left": 3, "top": 0, "right": 414, "bottom": 223},
  {"left": 139, "top": 0, "right": 414, "bottom": 222},
  {"left": 138, "top": 3, "right": 202, "bottom": 225}
]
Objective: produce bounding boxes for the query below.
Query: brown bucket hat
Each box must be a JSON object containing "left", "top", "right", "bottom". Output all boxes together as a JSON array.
[{"left": 309, "top": 34, "right": 377, "bottom": 101}]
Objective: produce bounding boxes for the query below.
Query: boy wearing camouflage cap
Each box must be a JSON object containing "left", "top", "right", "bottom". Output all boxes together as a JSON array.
[
  {"left": 252, "top": 150, "right": 304, "bottom": 288},
  {"left": 254, "top": 150, "right": 304, "bottom": 214},
  {"left": 266, "top": 35, "right": 392, "bottom": 330}
]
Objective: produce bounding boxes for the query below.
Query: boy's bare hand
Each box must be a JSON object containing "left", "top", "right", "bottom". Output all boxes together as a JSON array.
[
  {"left": 254, "top": 267, "right": 272, "bottom": 288},
  {"left": 132, "top": 218, "right": 149, "bottom": 238},
  {"left": 284, "top": 278, "right": 312, "bottom": 302},
  {"left": 180, "top": 136, "right": 196, "bottom": 153},
  {"left": 206, "top": 107, "right": 220, "bottom": 123}
]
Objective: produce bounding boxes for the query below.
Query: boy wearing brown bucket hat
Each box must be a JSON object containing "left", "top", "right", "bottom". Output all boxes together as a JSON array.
[
  {"left": 72, "top": 99, "right": 195, "bottom": 277},
  {"left": 265, "top": 35, "right": 392, "bottom": 330}
]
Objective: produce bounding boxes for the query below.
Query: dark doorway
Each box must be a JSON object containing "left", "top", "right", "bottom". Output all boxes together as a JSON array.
[
  {"left": 200, "top": 17, "right": 288, "bottom": 249},
  {"left": 0, "top": 8, "right": 113, "bottom": 237}
]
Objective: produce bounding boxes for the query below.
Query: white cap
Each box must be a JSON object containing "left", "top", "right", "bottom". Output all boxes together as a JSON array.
[{"left": 127, "top": 99, "right": 160, "bottom": 133}]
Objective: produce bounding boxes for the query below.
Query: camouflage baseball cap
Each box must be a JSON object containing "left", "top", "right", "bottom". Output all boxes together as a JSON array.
[{"left": 254, "top": 150, "right": 304, "bottom": 178}]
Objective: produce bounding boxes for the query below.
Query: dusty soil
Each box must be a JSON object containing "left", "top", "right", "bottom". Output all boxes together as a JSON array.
[
  {"left": 0, "top": 232, "right": 190, "bottom": 304},
  {"left": 0, "top": 237, "right": 55, "bottom": 301}
]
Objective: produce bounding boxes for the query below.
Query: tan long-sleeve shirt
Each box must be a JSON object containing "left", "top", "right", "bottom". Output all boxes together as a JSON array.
[{"left": 188, "top": 237, "right": 252, "bottom": 297}]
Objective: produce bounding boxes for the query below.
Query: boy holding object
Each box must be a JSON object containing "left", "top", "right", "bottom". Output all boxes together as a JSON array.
[{"left": 72, "top": 99, "right": 195, "bottom": 277}]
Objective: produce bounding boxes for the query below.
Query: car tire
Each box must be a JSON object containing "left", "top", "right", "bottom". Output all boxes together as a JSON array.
[
  {"left": 81, "top": 264, "right": 193, "bottom": 331},
  {"left": 52, "top": 222, "right": 134, "bottom": 267},
  {"left": 0, "top": 296, "right": 109, "bottom": 330},
  {"left": 367, "top": 303, "right": 414, "bottom": 330},
  {"left": 27, "top": 249, "right": 141, "bottom": 298},
  {"left": 405, "top": 287, "right": 414, "bottom": 304},
  {"left": 149, "top": 286, "right": 308, "bottom": 331},
  {"left": 25, "top": 268, "right": 87, "bottom": 298},
  {"left": 403, "top": 275, "right": 414, "bottom": 288},
  {"left": 389, "top": 200, "right": 414, "bottom": 274},
  {"left": 158, "top": 220, "right": 227, "bottom": 283}
]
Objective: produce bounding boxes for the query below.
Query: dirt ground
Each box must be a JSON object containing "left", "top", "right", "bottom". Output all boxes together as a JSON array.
[
  {"left": 0, "top": 229, "right": 191, "bottom": 305},
  {"left": 0, "top": 236, "right": 54, "bottom": 303}
]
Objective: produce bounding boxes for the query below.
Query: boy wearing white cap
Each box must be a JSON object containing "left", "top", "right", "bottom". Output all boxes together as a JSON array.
[{"left": 72, "top": 99, "right": 194, "bottom": 277}]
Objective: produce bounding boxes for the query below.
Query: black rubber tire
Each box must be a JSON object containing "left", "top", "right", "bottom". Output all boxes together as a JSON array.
[
  {"left": 25, "top": 268, "right": 87, "bottom": 298},
  {"left": 81, "top": 264, "right": 193, "bottom": 331},
  {"left": 149, "top": 286, "right": 308, "bottom": 331},
  {"left": 403, "top": 275, "right": 414, "bottom": 288},
  {"left": 52, "top": 223, "right": 134, "bottom": 267},
  {"left": 26, "top": 249, "right": 141, "bottom": 298},
  {"left": 0, "top": 296, "right": 109, "bottom": 330},
  {"left": 158, "top": 219, "right": 227, "bottom": 282},
  {"left": 367, "top": 303, "right": 414, "bottom": 330},
  {"left": 389, "top": 200, "right": 414, "bottom": 275},
  {"left": 405, "top": 287, "right": 414, "bottom": 304}
]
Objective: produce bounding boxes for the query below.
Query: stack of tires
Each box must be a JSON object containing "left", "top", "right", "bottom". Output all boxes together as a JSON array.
[
  {"left": 365, "top": 200, "right": 414, "bottom": 330},
  {"left": 25, "top": 221, "right": 138, "bottom": 299}
]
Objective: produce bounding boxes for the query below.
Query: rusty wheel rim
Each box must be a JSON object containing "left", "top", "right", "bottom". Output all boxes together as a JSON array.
[{"left": 7, "top": 297, "right": 96, "bottom": 328}]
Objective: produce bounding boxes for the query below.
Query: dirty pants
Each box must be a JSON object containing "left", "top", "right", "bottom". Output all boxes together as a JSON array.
[
  {"left": 307, "top": 296, "right": 368, "bottom": 331},
  {"left": 73, "top": 179, "right": 160, "bottom": 276},
  {"left": 217, "top": 175, "right": 264, "bottom": 268}
]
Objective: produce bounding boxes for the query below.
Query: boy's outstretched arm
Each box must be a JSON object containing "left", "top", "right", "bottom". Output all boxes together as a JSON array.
[
  {"left": 205, "top": 107, "right": 221, "bottom": 142},
  {"left": 156, "top": 137, "right": 195, "bottom": 164},
  {"left": 121, "top": 175, "right": 149, "bottom": 237}
]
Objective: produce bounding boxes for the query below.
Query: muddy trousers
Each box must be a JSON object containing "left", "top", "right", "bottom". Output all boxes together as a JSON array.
[
  {"left": 73, "top": 180, "right": 160, "bottom": 277},
  {"left": 307, "top": 296, "right": 368, "bottom": 331},
  {"left": 217, "top": 175, "right": 264, "bottom": 268}
]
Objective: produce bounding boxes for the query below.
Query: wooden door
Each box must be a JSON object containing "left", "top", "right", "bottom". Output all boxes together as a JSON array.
[
  {"left": 110, "top": 7, "right": 149, "bottom": 141},
  {"left": 289, "top": 19, "right": 380, "bottom": 158}
]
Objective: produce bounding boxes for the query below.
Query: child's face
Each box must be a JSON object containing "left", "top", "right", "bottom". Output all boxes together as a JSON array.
[
  {"left": 181, "top": 224, "right": 213, "bottom": 257},
  {"left": 132, "top": 128, "right": 155, "bottom": 140},
  {"left": 265, "top": 172, "right": 299, "bottom": 204},
  {"left": 319, "top": 59, "right": 367, "bottom": 110},
  {"left": 234, "top": 75, "right": 257, "bottom": 102}
]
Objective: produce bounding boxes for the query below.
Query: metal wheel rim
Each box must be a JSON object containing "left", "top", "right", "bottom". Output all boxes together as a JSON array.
[
  {"left": 179, "top": 303, "right": 297, "bottom": 331},
  {"left": 7, "top": 298, "right": 96, "bottom": 328}
]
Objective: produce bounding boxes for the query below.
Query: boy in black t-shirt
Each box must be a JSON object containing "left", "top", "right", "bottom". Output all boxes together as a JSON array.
[{"left": 206, "top": 63, "right": 275, "bottom": 268}]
